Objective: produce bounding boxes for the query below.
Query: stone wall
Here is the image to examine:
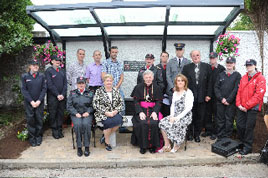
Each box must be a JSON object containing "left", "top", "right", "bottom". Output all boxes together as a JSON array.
[{"left": 0, "top": 47, "right": 34, "bottom": 108}]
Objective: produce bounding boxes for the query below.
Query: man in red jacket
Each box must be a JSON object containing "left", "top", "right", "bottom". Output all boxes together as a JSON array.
[{"left": 236, "top": 59, "right": 266, "bottom": 155}]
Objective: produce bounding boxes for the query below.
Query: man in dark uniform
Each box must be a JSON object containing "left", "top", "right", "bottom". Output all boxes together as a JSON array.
[
  {"left": 137, "top": 53, "right": 164, "bottom": 93},
  {"left": 45, "top": 55, "right": 67, "bottom": 139},
  {"left": 182, "top": 50, "right": 212, "bottom": 142},
  {"left": 156, "top": 51, "right": 170, "bottom": 117},
  {"left": 202, "top": 52, "right": 225, "bottom": 140},
  {"left": 21, "top": 60, "right": 47, "bottom": 146},
  {"left": 166, "top": 43, "right": 191, "bottom": 103}
]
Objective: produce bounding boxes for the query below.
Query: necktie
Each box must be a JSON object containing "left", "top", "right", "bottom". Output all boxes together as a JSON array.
[
  {"left": 80, "top": 89, "right": 83, "bottom": 93},
  {"left": 33, "top": 73, "right": 36, "bottom": 78},
  {"left": 56, "top": 68, "right": 59, "bottom": 72},
  {"left": 227, "top": 73, "right": 231, "bottom": 77},
  {"left": 179, "top": 58, "right": 181, "bottom": 68},
  {"left": 163, "top": 64, "right": 166, "bottom": 70},
  {"left": 195, "top": 64, "right": 199, "bottom": 85},
  {"left": 212, "top": 66, "right": 215, "bottom": 70},
  {"left": 146, "top": 65, "right": 150, "bottom": 69}
]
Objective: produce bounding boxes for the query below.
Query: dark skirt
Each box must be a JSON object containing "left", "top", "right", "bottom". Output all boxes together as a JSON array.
[
  {"left": 102, "top": 114, "right": 123, "bottom": 130},
  {"left": 131, "top": 107, "right": 160, "bottom": 149}
]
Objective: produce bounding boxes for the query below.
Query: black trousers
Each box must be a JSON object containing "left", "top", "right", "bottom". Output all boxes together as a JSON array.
[
  {"left": 25, "top": 101, "right": 44, "bottom": 144},
  {"left": 236, "top": 109, "right": 258, "bottom": 151},
  {"left": 204, "top": 98, "right": 217, "bottom": 135},
  {"left": 188, "top": 101, "right": 206, "bottom": 137},
  {"left": 47, "top": 94, "right": 66, "bottom": 135},
  {"left": 216, "top": 102, "right": 236, "bottom": 139}
]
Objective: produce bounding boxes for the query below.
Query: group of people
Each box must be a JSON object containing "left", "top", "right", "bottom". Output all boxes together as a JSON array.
[{"left": 21, "top": 42, "right": 266, "bottom": 157}]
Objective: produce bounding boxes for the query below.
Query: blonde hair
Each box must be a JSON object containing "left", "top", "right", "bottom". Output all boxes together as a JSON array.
[
  {"left": 103, "top": 74, "right": 114, "bottom": 82},
  {"left": 174, "top": 74, "right": 188, "bottom": 91}
]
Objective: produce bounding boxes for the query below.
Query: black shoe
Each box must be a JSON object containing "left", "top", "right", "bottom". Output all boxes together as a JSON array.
[
  {"left": 210, "top": 134, "right": 217, "bottom": 140},
  {"left": 239, "top": 148, "right": 252, "bottom": 155},
  {"left": 194, "top": 136, "right": 201, "bottom": 143},
  {"left": 58, "top": 131, "right": 64, "bottom": 138},
  {"left": 187, "top": 135, "right": 193, "bottom": 141},
  {"left": 36, "top": 136, "right": 42, "bottom": 146},
  {"left": 201, "top": 132, "right": 212, "bottom": 137},
  {"left": 119, "top": 127, "right": 132, "bottom": 133},
  {"left": 149, "top": 147, "right": 156, "bottom": 153},
  {"left": 52, "top": 133, "right": 59, "bottom": 139},
  {"left": 84, "top": 147, "right": 90, "bottom": 157},
  {"left": 105, "top": 142, "right": 112, "bottom": 151},
  {"left": 100, "top": 135, "right": 105, "bottom": 144},
  {"left": 140, "top": 148, "right": 147, "bottom": 154},
  {"left": 52, "top": 130, "right": 59, "bottom": 139},
  {"left": 29, "top": 138, "right": 37, "bottom": 147},
  {"left": 77, "top": 148, "right": 83, "bottom": 157}
]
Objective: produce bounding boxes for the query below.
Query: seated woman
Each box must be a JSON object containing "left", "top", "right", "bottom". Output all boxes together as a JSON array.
[
  {"left": 131, "top": 70, "right": 163, "bottom": 154},
  {"left": 93, "top": 74, "right": 125, "bottom": 151},
  {"left": 67, "top": 77, "right": 94, "bottom": 157},
  {"left": 159, "top": 74, "right": 194, "bottom": 153}
]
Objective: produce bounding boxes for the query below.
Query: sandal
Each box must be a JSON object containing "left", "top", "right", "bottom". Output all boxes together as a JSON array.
[
  {"left": 158, "top": 145, "right": 171, "bottom": 153},
  {"left": 170, "top": 146, "right": 180, "bottom": 153}
]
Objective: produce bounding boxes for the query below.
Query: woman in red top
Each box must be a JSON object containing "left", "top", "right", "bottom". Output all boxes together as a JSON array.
[{"left": 236, "top": 59, "right": 266, "bottom": 155}]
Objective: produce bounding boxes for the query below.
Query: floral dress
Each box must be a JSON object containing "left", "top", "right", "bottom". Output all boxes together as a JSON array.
[{"left": 159, "top": 91, "right": 192, "bottom": 145}]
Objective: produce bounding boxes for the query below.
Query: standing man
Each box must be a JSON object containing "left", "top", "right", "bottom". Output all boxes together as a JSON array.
[
  {"left": 202, "top": 52, "right": 225, "bottom": 140},
  {"left": 156, "top": 51, "right": 170, "bottom": 117},
  {"left": 101, "top": 46, "right": 130, "bottom": 133},
  {"left": 182, "top": 50, "right": 212, "bottom": 142},
  {"left": 45, "top": 55, "right": 67, "bottom": 139},
  {"left": 67, "top": 49, "right": 87, "bottom": 90},
  {"left": 137, "top": 53, "right": 164, "bottom": 93},
  {"left": 85, "top": 50, "right": 103, "bottom": 93},
  {"left": 166, "top": 43, "right": 191, "bottom": 103}
]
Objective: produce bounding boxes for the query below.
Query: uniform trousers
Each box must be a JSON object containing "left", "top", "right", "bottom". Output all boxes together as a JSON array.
[
  {"left": 71, "top": 115, "right": 93, "bottom": 148},
  {"left": 236, "top": 109, "right": 258, "bottom": 151}
]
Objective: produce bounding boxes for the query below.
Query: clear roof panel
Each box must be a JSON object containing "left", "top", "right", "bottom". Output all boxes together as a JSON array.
[
  {"left": 169, "top": 7, "right": 234, "bottom": 22},
  {"left": 95, "top": 7, "right": 166, "bottom": 23},
  {"left": 167, "top": 25, "right": 220, "bottom": 35},
  {"left": 54, "top": 27, "right": 102, "bottom": 36},
  {"left": 34, "top": 10, "right": 96, "bottom": 25},
  {"left": 105, "top": 26, "right": 164, "bottom": 35}
]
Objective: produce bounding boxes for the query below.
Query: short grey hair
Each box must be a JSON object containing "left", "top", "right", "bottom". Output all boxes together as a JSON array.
[{"left": 143, "top": 69, "right": 154, "bottom": 78}]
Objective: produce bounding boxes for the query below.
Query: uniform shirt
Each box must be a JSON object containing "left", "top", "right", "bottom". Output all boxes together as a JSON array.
[
  {"left": 67, "top": 89, "right": 94, "bottom": 116},
  {"left": 101, "top": 58, "right": 123, "bottom": 87},
  {"left": 85, "top": 62, "right": 103, "bottom": 86},
  {"left": 67, "top": 61, "right": 87, "bottom": 90},
  {"left": 45, "top": 66, "right": 67, "bottom": 97},
  {"left": 21, "top": 72, "right": 47, "bottom": 103},
  {"left": 209, "top": 63, "right": 225, "bottom": 98},
  {"left": 214, "top": 71, "right": 241, "bottom": 104}
]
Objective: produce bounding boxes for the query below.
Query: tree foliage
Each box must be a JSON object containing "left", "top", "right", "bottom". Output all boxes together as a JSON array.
[
  {"left": 0, "top": 0, "right": 35, "bottom": 55},
  {"left": 228, "top": 13, "right": 254, "bottom": 30}
]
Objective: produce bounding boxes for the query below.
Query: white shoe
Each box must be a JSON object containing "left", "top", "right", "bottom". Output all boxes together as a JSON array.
[{"left": 170, "top": 146, "right": 180, "bottom": 153}]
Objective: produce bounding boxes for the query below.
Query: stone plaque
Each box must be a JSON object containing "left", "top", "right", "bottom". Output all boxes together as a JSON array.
[{"left": 124, "top": 61, "right": 145, "bottom": 72}]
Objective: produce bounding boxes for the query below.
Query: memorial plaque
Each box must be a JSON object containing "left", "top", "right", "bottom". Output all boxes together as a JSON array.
[{"left": 124, "top": 61, "right": 145, "bottom": 72}]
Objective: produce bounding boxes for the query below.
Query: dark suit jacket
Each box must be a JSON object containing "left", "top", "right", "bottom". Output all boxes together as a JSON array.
[{"left": 182, "top": 62, "right": 212, "bottom": 103}]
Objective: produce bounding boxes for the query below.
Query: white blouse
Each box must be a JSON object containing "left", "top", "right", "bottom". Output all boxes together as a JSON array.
[
  {"left": 170, "top": 89, "right": 194, "bottom": 120},
  {"left": 107, "top": 92, "right": 112, "bottom": 102}
]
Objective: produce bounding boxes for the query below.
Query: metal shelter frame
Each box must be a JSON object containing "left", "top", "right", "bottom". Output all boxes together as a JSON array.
[{"left": 27, "top": 0, "right": 244, "bottom": 58}]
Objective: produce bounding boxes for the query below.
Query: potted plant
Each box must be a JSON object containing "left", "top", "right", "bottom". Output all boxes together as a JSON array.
[{"left": 215, "top": 32, "right": 240, "bottom": 61}]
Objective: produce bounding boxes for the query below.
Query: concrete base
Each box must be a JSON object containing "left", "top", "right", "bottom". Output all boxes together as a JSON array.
[{"left": 0, "top": 126, "right": 260, "bottom": 169}]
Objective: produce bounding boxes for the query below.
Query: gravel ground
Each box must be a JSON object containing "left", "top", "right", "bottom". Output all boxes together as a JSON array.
[{"left": 0, "top": 163, "right": 267, "bottom": 177}]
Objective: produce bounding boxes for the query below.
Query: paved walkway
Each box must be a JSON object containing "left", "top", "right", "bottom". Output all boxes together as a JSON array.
[{"left": 0, "top": 126, "right": 260, "bottom": 169}]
